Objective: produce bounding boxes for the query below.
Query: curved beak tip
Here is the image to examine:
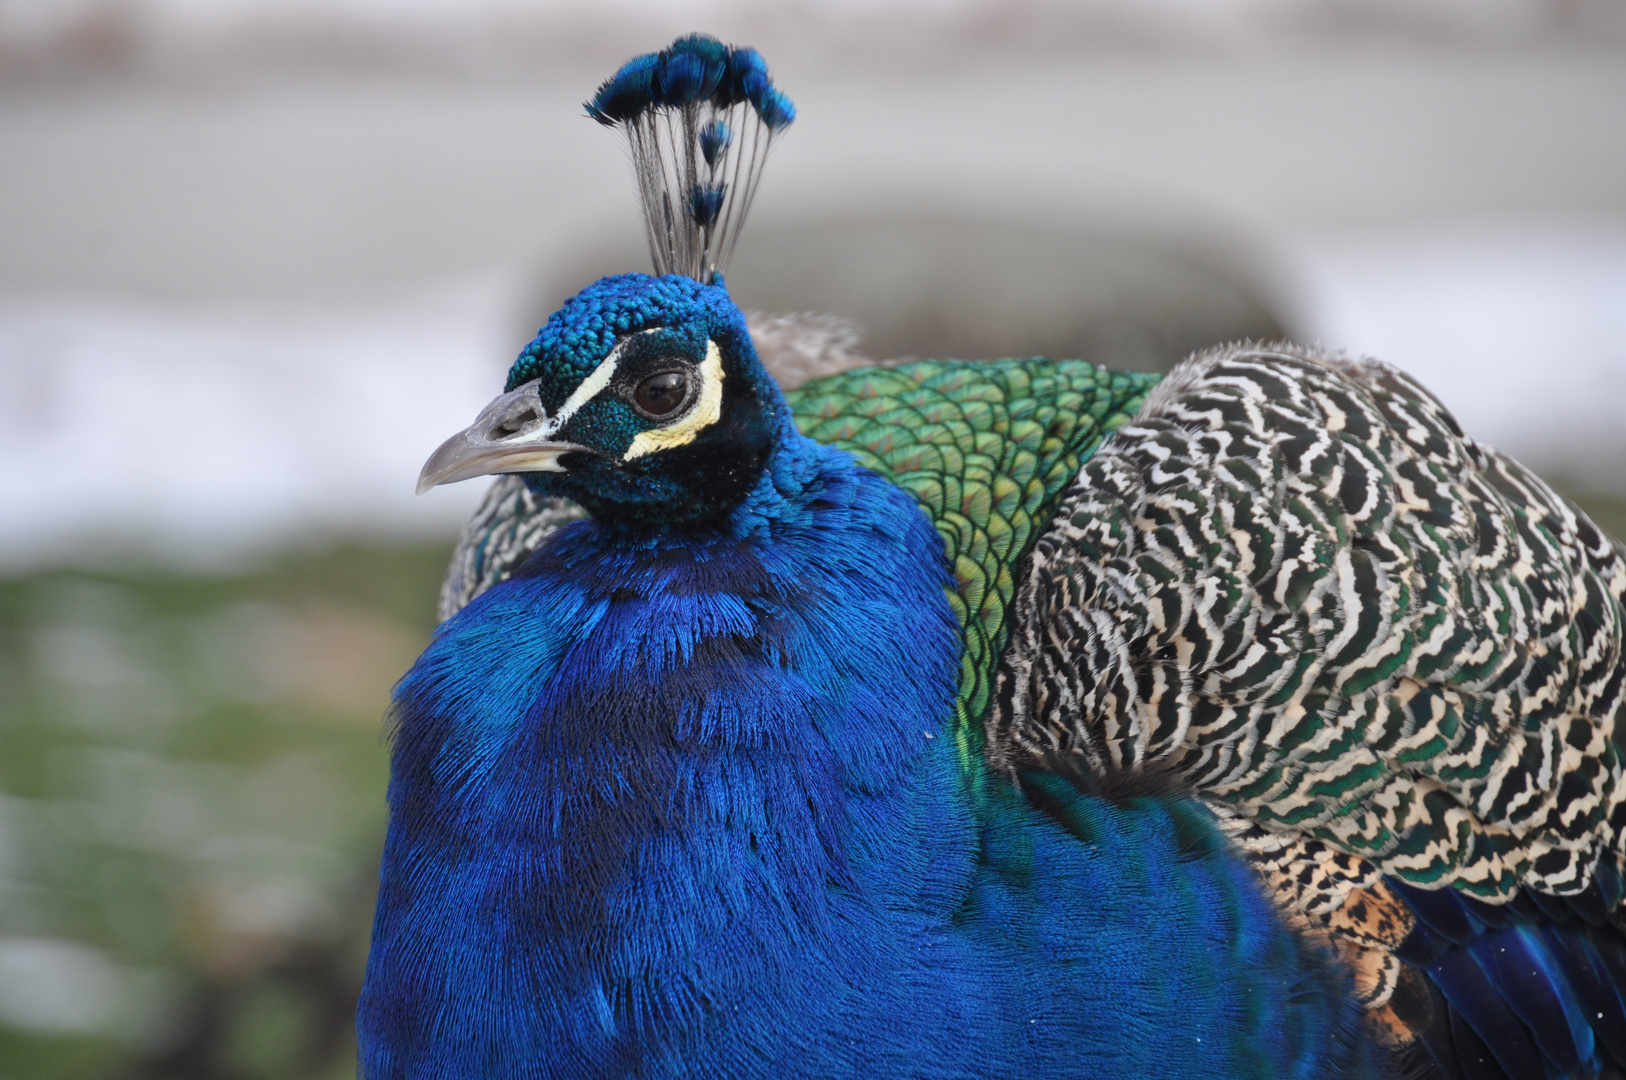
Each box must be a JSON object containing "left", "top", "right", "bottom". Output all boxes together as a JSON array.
[
  {"left": 415, "top": 381, "right": 589, "bottom": 494},
  {"left": 414, "top": 427, "right": 585, "bottom": 495}
]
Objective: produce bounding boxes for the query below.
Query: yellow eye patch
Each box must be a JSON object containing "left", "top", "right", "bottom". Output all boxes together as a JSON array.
[{"left": 622, "top": 341, "right": 725, "bottom": 462}]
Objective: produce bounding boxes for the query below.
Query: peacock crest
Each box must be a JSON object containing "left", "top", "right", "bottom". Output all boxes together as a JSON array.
[{"left": 585, "top": 33, "right": 795, "bottom": 284}]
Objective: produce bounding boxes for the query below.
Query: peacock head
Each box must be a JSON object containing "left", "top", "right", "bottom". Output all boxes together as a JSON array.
[
  {"left": 417, "top": 34, "right": 797, "bottom": 527},
  {"left": 417, "top": 272, "right": 791, "bottom": 524}
]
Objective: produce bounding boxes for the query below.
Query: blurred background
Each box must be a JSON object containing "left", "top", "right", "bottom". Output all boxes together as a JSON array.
[{"left": 0, "top": 0, "right": 1623, "bottom": 1075}]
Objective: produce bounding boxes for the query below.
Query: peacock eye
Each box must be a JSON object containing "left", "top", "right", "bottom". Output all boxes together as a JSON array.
[{"left": 634, "top": 371, "right": 690, "bottom": 418}]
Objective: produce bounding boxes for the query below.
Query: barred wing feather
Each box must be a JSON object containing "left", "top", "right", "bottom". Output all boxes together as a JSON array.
[{"left": 993, "top": 343, "right": 1626, "bottom": 903}]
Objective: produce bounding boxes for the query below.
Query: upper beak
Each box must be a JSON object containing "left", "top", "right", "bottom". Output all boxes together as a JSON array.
[{"left": 416, "top": 381, "right": 591, "bottom": 494}]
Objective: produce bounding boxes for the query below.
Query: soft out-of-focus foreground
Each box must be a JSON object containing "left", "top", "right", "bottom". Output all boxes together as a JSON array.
[{"left": 1, "top": 1, "right": 1623, "bottom": 1075}]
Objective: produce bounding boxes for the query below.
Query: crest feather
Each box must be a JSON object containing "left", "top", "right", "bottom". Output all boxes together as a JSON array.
[{"left": 586, "top": 34, "right": 795, "bottom": 284}]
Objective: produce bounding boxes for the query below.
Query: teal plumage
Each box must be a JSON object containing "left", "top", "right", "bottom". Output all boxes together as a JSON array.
[{"left": 360, "top": 34, "right": 1626, "bottom": 1080}]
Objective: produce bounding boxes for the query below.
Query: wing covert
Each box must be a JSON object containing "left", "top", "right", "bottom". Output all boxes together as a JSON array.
[{"left": 992, "top": 342, "right": 1626, "bottom": 901}]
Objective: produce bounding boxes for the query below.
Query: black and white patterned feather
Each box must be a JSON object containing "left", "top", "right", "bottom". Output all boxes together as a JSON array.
[{"left": 991, "top": 342, "right": 1626, "bottom": 904}]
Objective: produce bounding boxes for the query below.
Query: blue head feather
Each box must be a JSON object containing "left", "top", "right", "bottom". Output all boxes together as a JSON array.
[
  {"left": 584, "top": 51, "right": 659, "bottom": 126},
  {"left": 586, "top": 35, "right": 794, "bottom": 129},
  {"left": 725, "top": 48, "right": 795, "bottom": 129},
  {"left": 506, "top": 274, "right": 746, "bottom": 394},
  {"left": 668, "top": 32, "right": 730, "bottom": 94},
  {"left": 723, "top": 46, "right": 767, "bottom": 110},
  {"left": 655, "top": 48, "right": 718, "bottom": 107},
  {"left": 503, "top": 274, "right": 791, "bottom": 526},
  {"left": 753, "top": 87, "right": 795, "bottom": 130},
  {"left": 687, "top": 183, "right": 726, "bottom": 227}
]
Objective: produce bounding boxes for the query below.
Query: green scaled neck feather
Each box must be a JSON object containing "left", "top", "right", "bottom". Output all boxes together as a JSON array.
[{"left": 786, "top": 358, "right": 1159, "bottom": 774}]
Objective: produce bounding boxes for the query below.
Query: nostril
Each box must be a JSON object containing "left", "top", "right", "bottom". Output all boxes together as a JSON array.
[{"left": 493, "top": 408, "right": 540, "bottom": 438}]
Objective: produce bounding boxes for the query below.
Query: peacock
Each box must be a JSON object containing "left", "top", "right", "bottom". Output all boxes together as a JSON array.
[{"left": 357, "top": 34, "right": 1626, "bottom": 1080}]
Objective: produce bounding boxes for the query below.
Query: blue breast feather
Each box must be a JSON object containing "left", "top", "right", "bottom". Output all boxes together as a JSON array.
[{"left": 357, "top": 433, "right": 1370, "bottom": 1079}]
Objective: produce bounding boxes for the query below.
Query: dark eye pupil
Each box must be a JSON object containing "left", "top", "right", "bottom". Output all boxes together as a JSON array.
[{"left": 636, "top": 372, "right": 688, "bottom": 417}]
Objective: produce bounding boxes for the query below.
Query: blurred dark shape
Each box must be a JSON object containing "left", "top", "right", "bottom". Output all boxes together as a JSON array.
[
  {"left": 120, "top": 900, "right": 369, "bottom": 1080},
  {"left": 552, "top": 213, "right": 1287, "bottom": 375},
  {"left": 743, "top": 311, "right": 871, "bottom": 391}
]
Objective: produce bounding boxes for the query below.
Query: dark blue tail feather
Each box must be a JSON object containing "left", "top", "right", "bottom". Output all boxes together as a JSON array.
[
  {"left": 1449, "top": 1005, "right": 1513, "bottom": 1080},
  {"left": 1393, "top": 880, "right": 1483, "bottom": 945},
  {"left": 1472, "top": 927, "right": 1594, "bottom": 1073},
  {"left": 1391, "top": 869, "right": 1626, "bottom": 1080},
  {"left": 1539, "top": 923, "right": 1626, "bottom": 1066},
  {"left": 1429, "top": 947, "right": 1549, "bottom": 1078}
]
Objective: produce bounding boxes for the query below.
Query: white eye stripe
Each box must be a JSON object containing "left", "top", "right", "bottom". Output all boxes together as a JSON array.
[{"left": 540, "top": 328, "right": 663, "bottom": 436}]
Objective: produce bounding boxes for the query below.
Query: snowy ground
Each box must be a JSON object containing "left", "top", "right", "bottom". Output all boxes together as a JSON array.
[
  {"left": 1289, "top": 225, "right": 1626, "bottom": 497},
  {"left": 0, "top": 283, "right": 513, "bottom": 567}
]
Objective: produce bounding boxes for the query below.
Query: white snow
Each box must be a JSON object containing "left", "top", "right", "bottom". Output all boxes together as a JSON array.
[
  {"left": 0, "top": 283, "right": 509, "bottom": 569},
  {"left": 1285, "top": 224, "right": 1626, "bottom": 494}
]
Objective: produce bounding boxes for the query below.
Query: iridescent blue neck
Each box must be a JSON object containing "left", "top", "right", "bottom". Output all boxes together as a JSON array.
[{"left": 360, "top": 435, "right": 964, "bottom": 1077}]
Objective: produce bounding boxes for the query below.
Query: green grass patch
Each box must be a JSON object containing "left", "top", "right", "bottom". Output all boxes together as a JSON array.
[{"left": 0, "top": 541, "right": 450, "bottom": 1079}]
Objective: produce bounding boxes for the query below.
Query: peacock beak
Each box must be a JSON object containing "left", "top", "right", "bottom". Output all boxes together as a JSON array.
[{"left": 416, "top": 381, "right": 591, "bottom": 494}]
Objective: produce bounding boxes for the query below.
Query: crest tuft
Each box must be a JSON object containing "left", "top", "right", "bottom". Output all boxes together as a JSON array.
[{"left": 586, "top": 34, "right": 795, "bottom": 283}]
